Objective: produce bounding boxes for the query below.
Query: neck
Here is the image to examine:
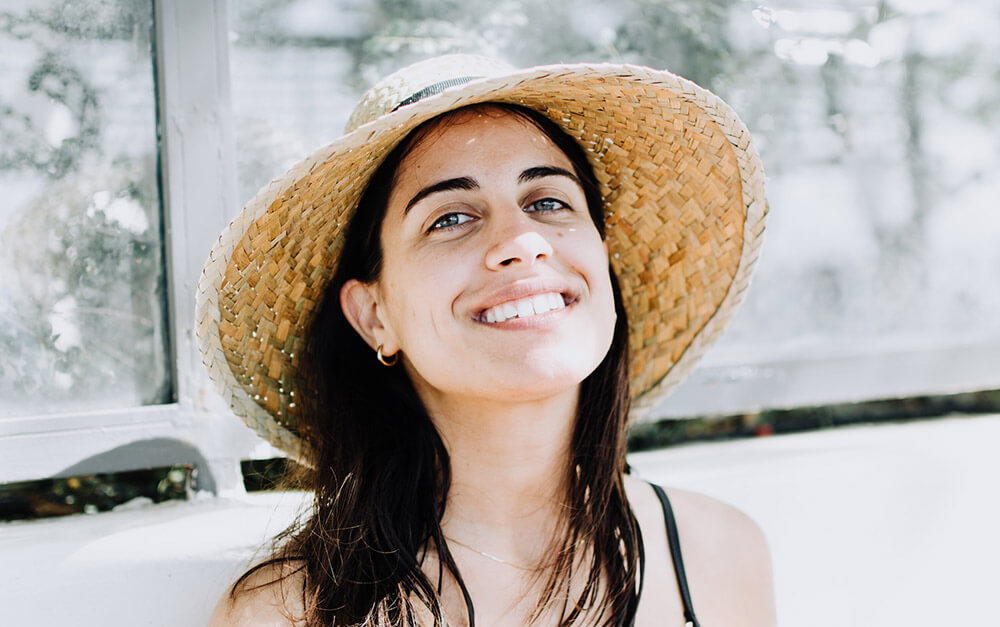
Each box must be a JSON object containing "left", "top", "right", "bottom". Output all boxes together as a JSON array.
[{"left": 418, "top": 386, "right": 579, "bottom": 560}]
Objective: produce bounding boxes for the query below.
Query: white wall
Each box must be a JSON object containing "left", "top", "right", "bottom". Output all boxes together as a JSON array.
[{"left": 630, "top": 414, "right": 1000, "bottom": 626}]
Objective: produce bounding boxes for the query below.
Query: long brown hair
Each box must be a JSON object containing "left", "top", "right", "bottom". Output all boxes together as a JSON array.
[{"left": 233, "top": 103, "right": 642, "bottom": 626}]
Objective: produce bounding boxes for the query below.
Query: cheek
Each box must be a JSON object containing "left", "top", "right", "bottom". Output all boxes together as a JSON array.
[
  {"left": 380, "top": 255, "right": 465, "bottom": 342},
  {"left": 595, "top": 268, "right": 618, "bottom": 331},
  {"left": 574, "top": 232, "right": 612, "bottom": 289},
  {"left": 579, "top": 238, "right": 618, "bottom": 328}
]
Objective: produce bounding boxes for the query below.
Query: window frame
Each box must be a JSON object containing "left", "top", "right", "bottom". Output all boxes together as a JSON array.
[{"left": 0, "top": 0, "right": 270, "bottom": 491}]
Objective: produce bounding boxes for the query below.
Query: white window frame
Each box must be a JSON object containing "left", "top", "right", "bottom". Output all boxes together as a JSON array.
[
  {"left": 2, "top": 0, "right": 999, "bottom": 490},
  {"left": 0, "top": 0, "right": 271, "bottom": 492}
]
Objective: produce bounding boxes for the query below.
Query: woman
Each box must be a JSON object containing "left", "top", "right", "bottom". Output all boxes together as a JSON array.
[{"left": 199, "top": 55, "right": 774, "bottom": 626}]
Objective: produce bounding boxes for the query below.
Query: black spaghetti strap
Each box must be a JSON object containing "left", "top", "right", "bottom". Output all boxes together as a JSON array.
[{"left": 650, "top": 483, "right": 701, "bottom": 627}]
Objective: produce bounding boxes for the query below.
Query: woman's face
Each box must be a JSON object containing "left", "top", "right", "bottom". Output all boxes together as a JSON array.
[{"left": 347, "top": 107, "right": 617, "bottom": 407}]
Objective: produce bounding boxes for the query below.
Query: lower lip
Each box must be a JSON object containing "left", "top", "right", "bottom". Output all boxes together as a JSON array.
[{"left": 475, "top": 301, "right": 575, "bottom": 330}]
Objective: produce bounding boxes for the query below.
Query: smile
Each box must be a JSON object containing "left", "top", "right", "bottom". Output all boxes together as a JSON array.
[{"left": 480, "top": 292, "right": 568, "bottom": 324}]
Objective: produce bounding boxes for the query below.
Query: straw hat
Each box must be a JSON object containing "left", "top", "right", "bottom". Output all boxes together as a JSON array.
[{"left": 196, "top": 55, "right": 767, "bottom": 461}]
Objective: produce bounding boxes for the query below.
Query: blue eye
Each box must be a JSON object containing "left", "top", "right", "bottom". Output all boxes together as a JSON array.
[
  {"left": 526, "top": 198, "right": 569, "bottom": 213},
  {"left": 430, "top": 212, "right": 474, "bottom": 231}
]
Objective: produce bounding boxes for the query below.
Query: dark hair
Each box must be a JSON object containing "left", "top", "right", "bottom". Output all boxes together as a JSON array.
[{"left": 234, "top": 103, "right": 641, "bottom": 626}]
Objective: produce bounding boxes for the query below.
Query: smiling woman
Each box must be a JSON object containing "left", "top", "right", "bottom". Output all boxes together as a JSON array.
[{"left": 197, "top": 55, "right": 773, "bottom": 626}]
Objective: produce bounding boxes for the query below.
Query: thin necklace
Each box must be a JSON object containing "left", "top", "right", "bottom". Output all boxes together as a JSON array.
[{"left": 443, "top": 535, "right": 535, "bottom": 571}]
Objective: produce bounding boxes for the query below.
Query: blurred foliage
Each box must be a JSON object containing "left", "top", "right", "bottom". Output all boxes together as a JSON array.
[
  {"left": 0, "top": 0, "right": 169, "bottom": 415},
  {"left": 230, "top": 1, "right": 1000, "bottom": 351},
  {"left": 0, "top": 50, "right": 101, "bottom": 177},
  {"left": 612, "top": 0, "right": 735, "bottom": 88},
  {"left": 628, "top": 388, "right": 1000, "bottom": 452},
  {"left": 1, "top": 155, "right": 166, "bottom": 405},
  {"left": 0, "top": 466, "right": 192, "bottom": 521},
  {"left": 0, "top": 460, "right": 295, "bottom": 521},
  {"left": 241, "top": 458, "right": 301, "bottom": 492},
  {"left": 0, "top": 0, "right": 153, "bottom": 42}
]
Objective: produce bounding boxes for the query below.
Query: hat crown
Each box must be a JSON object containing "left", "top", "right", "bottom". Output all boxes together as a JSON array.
[{"left": 345, "top": 55, "right": 516, "bottom": 133}]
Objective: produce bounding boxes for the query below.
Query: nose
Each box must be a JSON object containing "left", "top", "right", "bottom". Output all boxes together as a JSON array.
[{"left": 484, "top": 211, "right": 554, "bottom": 269}]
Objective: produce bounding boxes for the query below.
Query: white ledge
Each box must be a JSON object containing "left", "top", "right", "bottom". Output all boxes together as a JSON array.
[{"left": 1, "top": 414, "right": 997, "bottom": 626}]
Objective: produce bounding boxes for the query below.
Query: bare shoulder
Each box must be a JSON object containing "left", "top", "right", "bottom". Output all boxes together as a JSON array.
[
  {"left": 207, "top": 560, "right": 308, "bottom": 627},
  {"left": 666, "top": 486, "right": 771, "bottom": 559},
  {"left": 624, "top": 477, "right": 777, "bottom": 626}
]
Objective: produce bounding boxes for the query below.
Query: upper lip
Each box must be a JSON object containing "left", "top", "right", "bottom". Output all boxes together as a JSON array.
[{"left": 471, "top": 278, "right": 577, "bottom": 317}]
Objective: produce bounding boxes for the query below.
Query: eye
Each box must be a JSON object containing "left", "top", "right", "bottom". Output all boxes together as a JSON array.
[
  {"left": 429, "top": 211, "right": 475, "bottom": 231},
  {"left": 525, "top": 197, "right": 570, "bottom": 213}
]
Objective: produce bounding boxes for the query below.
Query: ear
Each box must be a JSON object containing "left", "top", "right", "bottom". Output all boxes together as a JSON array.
[{"left": 339, "top": 279, "right": 399, "bottom": 354}]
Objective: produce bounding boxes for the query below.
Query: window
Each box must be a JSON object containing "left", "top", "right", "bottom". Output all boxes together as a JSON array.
[
  {"left": 0, "top": 0, "right": 266, "bottom": 489},
  {"left": 0, "top": 0, "right": 168, "bottom": 416}
]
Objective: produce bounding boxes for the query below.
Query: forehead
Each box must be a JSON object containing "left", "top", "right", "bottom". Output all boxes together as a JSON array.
[{"left": 392, "top": 106, "right": 574, "bottom": 185}]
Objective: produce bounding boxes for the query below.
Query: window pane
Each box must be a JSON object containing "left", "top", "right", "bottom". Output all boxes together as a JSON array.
[
  {"left": 0, "top": 0, "right": 170, "bottom": 417},
  {"left": 229, "top": 0, "right": 1000, "bottom": 408}
]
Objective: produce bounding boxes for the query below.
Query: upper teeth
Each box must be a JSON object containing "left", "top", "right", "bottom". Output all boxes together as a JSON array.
[{"left": 483, "top": 292, "right": 566, "bottom": 323}]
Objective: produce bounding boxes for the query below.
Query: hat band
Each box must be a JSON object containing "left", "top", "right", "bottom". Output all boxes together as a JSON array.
[{"left": 391, "top": 76, "right": 482, "bottom": 111}]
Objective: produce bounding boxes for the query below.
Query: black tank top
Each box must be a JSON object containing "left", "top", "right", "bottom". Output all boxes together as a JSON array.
[{"left": 630, "top": 483, "right": 701, "bottom": 627}]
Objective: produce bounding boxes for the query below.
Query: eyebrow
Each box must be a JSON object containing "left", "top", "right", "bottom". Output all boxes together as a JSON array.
[
  {"left": 404, "top": 176, "right": 478, "bottom": 215},
  {"left": 518, "top": 165, "right": 580, "bottom": 186},
  {"left": 403, "top": 166, "right": 581, "bottom": 215}
]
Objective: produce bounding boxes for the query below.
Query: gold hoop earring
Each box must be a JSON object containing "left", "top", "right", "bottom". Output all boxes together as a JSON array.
[{"left": 376, "top": 344, "right": 398, "bottom": 367}]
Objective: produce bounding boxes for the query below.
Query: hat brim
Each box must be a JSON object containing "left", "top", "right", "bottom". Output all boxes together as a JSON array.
[{"left": 195, "top": 63, "right": 767, "bottom": 462}]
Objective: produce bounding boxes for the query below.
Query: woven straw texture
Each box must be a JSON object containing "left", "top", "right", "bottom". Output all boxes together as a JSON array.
[{"left": 195, "top": 56, "right": 768, "bottom": 461}]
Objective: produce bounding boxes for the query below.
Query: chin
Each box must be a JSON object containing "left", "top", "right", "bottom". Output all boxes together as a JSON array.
[
  {"left": 491, "top": 350, "right": 604, "bottom": 399},
  {"left": 409, "top": 331, "right": 613, "bottom": 405}
]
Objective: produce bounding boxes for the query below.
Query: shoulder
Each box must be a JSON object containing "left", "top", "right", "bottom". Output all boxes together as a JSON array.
[
  {"left": 207, "top": 559, "right": 308, "bottom": 627},
  {"left": 625, "top": 477, "right": 776, "bottom": 627},
  {"left": 666, "top": 487, "right": 774, "bottom": 582}
]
